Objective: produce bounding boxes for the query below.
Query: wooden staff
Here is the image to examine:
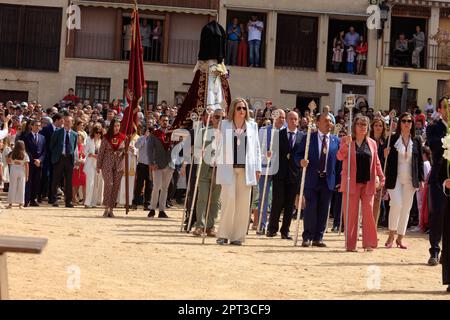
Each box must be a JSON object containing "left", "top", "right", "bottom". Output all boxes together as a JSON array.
[
  {"left": 375, "top": 109, "right": 396, "bottom": 226},
  {"left": 257, "top": 110, "right": 280, "bottom": 234},
  {"left": 293, "top": 101, "right": 317, "bottom": 247},
  {"left": 124, "top": 137, "right": 130, "bottom": 215},
  {"left": 179, "top": 114, "right": 201, "bottom": 232},
  {"left": 344, "top": 95, "right": 355, "bottom": 249}
]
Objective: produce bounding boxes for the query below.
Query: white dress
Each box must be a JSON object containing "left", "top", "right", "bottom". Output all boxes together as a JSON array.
[
  {"left": 8, "top": 154, "right": 29, "bottom": 205},
  {"left": 2, "top": 146, "right": 11, "bottom": 183},
  {"left": 117, "top": 137, "right": 138, "bottom": 205},
  {"left": 83, "top": 137, "right": 104, "bottom": 207}
]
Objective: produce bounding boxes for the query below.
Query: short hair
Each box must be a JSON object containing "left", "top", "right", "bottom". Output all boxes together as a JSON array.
[
  {"left": 351, "top": 114, "right": 371, "bottom": 139},
  {"left": 52, "top": 113, "right": 63, "bottom": 122},
  {"left": 30, "top": 119, "right": 41, "bottom": 126}
]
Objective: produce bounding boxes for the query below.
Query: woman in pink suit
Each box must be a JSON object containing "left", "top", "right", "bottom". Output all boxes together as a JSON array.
[{"left": 337, "top": 114, "right": 385, "bottom": 252}]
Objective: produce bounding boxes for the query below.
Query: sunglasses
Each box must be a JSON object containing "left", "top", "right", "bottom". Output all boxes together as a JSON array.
[
  {"left": 401, "top": 119, "right": 413, "bottom": 124},
  {"left": 214, "top": 115, "right": 223, "bottom": 120},
  {"left": 236, "top": 106, "right": 247, "bottom": 112}
]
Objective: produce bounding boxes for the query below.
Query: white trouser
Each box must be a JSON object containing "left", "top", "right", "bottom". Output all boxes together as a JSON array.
[
  {"left": 388, "top": 175, "right": 416, "bottom": 235},
  {"left": 8, "top": 165, "right": 26, "bottom": 205},
  {"left": 84, "top": 170, "right": 104, "bottom": 206},
  {"left": 218, "top": 168, "right": 252, "bottom": 242},
  {"left": 150, "top": 167, "right": 174, "bottom": 211}
]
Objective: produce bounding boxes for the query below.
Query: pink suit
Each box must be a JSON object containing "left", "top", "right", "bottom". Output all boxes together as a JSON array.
[{"left": 337, "top": 137, "right": 385, "bottom": 251}]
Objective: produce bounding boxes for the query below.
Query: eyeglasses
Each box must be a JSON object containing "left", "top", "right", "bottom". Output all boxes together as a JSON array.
[
  {"left": 236, "top": 106, "right": 247, "bottom": 112},
  {"left": 401, "top": 119, "right": 413, "bottom": 124},
  {"left": 214, "top": 115, "right": 223, "bottom": 120}
]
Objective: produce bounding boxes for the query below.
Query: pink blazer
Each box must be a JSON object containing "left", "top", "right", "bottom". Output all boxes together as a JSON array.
[{"left": 337, "top": 137, "right": 385, "bottom": 195}]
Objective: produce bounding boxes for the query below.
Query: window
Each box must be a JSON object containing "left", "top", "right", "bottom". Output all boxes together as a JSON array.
[
  {"left": 123, "top": 80, "right": 158, "bottom": 107},
  {"left": 225, "top": 10, "right": 267, "bottom": 67},
  {"left": 386, "top": 17, "right": 427, "bottom": 68},
  {"left": 123, "top": 15, "right": 164, "bottom": 62},
  {"left": 0, "top": 4, "right": 62, "bottom": 71},
  {"left": 275, "top": 14, "right": 318, "bottom": 69},
  {"left": 327, "top": 19, "right": 367, "bottom": 74},
  {"left": 389, "top": 87, "right": 417, "bottom": 112},
  {"left": 0, "top": 90, "right": 28, "bottom": 104},
  {"left": 75, "top": 77, "right": 111, "bottom": 105}
]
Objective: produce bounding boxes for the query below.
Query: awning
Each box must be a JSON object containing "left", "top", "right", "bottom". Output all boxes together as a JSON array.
[
  {"left": 73, "top": 0, "right": 217, "bottom": 15},
  {"left": 391, "top": 0, "right": 450, "bottom": 7}
]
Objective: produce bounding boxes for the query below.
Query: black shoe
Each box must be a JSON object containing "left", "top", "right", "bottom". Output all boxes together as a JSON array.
[
  {"left": 301, "top": 240, "right": 312, "bottom": 247},
  {"left": 65, "top": 203, "right": 74, "bottom": 208},
  {"left": 312, "top": 240, "right": 327, "bottom": 247},
  {"left": 256, "top": 228, "right": 266, "bottom": 236},
  {"left": 158, "top": 211, "right": 169, "bottom": 218},
  {"left": 24, "top": 203, "right": 29, "bottom": 208},
  {"left": 331, "top": 226, "right": 338, "bottom": 233},
  {"left": 216, "top": 238, "right": 228, "bottom": 245},
  {"left": 447, "top": 285, "right": 450, "bottom": 293},
  {"left": 29, "top": 201, "right": 39, "bottom": 207},
  {"left": 148, "top": 209, "right": 155, "bottom": 218},
  {"left": 52, "top": 203, "right": 59, "bottom": 207},
  {"left": 130, "top": 204, "right": 138, "bottom": 210},
  {"left": 428, "top": 255, "right": 439, "bottom": 266},
  {"left": 281, "top": 234, "right": 293, "bottom": 240},
  {"left": 230, "top": 240, "right": 242, "bottom": 246},
  {"left": 266, "top": 232, "right": 277, "bottom": 238},
  {"left": 143, "top": 204, "right": 150, "bottom": 211}
]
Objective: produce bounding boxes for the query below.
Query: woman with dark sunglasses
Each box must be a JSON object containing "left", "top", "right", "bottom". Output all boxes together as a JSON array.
[{"left": 384, "top": 112, "right": 424, "bottom": 249}]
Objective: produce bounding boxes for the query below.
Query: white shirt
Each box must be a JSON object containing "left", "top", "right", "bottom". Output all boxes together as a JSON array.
[
  {"left": 394, "top": 136, "right": 414, "bottom": 185},
  {"left": 248, "top": 20, "right": 264, "bottom": 41},
  {"left": 317, "top": 130, "right": 330, "bottom": 173},
  {"left": 424, "top": 103, "right": 434, "bottom": 113}
]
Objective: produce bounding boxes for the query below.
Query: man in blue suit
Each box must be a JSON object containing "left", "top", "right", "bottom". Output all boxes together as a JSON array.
[
  {"left": 296, "top": 113, "right": 340, "bottom": 247},
  {"left": 40, "top": 113, "right": 64, "bottom": 204},
  {"left": 267, "top": 111, "right": 305, "bottom": 239},
  {"left": 24, "top": 120, "right": 46, "bottom": 207},
  {"left": 50, "top": 115, "right": 78, "bottom": 207}
]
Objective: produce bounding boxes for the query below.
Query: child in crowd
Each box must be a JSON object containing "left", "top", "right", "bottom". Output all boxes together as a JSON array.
[
  {"left": 332, "top": 44, "right": 344, "bottom": 73},
  {"left": 6, "top": 140, "right": 29, "bottom": 209},
  {"left": 346, "top": 45, "right": 356, "bottom": 74}
]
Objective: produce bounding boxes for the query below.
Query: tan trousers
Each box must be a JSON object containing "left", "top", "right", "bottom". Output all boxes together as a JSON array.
[{"left": 218, "top": 168, "right": 252, "bottom": 242}]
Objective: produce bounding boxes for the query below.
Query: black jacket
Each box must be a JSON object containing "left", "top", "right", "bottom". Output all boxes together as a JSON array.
[
  {"left": 273, "top": 128, "right": 305, "bottom": 185},
  {"left": 426, "top": 119, "right": 448, "bottom": 185},
  {"left": 385, "top": 135, "right": 424, "bottom": 189},
  {"left": 198, "top": 21, "right": 227, "bottom": 63}
]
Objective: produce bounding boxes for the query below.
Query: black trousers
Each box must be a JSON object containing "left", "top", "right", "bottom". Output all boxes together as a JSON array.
[
  {"left": 51, "top": 155, "right": 74, "bottom": 205},
  {"left": 429, "top": 182, "right": 447, "bottom": 256},
  {"left": 268, "top": 179, "right": 298, "bottom": 236},
  {"left": 132, "top": 163, "right": 152, "bottom": 206},
  {"left": 26, "top": 165, "right": 42, "bottom": 204},
  {"left": 442, "top": 196, "right": 450, "bottom": 285},
  {"left": 46, "top": 161, "right": 56, "bottom": 203}
]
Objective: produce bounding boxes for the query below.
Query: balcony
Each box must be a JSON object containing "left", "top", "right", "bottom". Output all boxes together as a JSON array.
[
  {"left": 384, "top": 41, "right": 450, "bottom": 71},
  {"left": 168, "top": 39, "right": 199, "bottom": 65},
  {"left": 79, "top": 0, "right": 219, "bottom": 10}
]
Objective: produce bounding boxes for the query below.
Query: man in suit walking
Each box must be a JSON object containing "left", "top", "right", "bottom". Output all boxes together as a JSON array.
[
  {"left": 50, "top": 115, "right": 78, "bottom": 207},
  {"left": 24, "top": 119, "right": 46, "bottom": 207},
  {"left": 297, "top": 113, "right": 340, "bottom": 247},
  {"left": 426, "top": 100, "right": 448, "bottom": 266},
  {"left": 40, "top": 113, "right": 64, "bottom": 204},
  {"left": 267, "top": 111, "right": 305, "bottom": 239}
]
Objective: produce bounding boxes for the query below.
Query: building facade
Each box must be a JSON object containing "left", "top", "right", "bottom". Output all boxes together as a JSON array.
[
  {"left": 377, "top": 0, "right": 450, "bottom": 112},
  {"left": 0, "top": 0, "right": 383, "bottom": 113}
]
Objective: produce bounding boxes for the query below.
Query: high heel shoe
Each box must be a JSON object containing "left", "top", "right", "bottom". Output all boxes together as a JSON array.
[
  {"left": 396, "top": 239, "right": 407, "bottom": 249},
  {"left": 385, "top": 241, "right": 393, "bottom": 248}
]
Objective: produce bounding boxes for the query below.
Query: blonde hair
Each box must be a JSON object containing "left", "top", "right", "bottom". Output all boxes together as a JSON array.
[{"left": 228, "top": 97, "right": 250, "bottom": 121}]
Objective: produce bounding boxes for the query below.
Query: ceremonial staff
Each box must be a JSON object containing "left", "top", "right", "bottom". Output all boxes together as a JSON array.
[
  {"left": 186, "top": 106, "right": 213, "bottom": 233},
  {"left": 343, "top": 94, "right": 356, "bottom": 249},
  {"left": 179, "top": 113, "right": 201, "bottom": 232},
  {"left": 293, "top": 101, "right": 317, "bottom": 247},
  {"left": 256, "top": 110, "right": 280, "bottom": 234},
  {"left": 375, "top": 109, "right": 396, "bottom": 226}
]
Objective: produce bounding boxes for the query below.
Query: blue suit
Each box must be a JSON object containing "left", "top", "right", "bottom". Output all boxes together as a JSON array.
[
  {"left": 40, "top": 124, "right": 56, "bottom": 202},
  {"left": 24, "top": 132, "right": 46, "bottom": 205},
  {"left": 50, "top": 128, "right": 78, "bottom": 206},
  {"left": 295, "top": 131, "right": 340, "bottom": 242}
]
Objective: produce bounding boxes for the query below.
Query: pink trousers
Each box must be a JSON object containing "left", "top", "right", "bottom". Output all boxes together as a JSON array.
[{"left": 342, "top": 183, "right": 378, "bottom": 251}]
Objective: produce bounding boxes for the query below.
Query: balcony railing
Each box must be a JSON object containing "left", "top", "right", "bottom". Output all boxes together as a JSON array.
[
  {"left": 168, "top": 39, "right": 199, "bottom": 65},
  {"left": 74, "top": 31, "right": 115, "bottom": 60},
  {"left": 384, "top": 41, "right": 450, "bottom": 71},
  {"left": 80, "top": 0, "right": 219, "bottom": 10}
]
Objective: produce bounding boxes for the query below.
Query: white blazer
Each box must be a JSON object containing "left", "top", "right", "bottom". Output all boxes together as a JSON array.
[
  {"left": 216, "top": 119, "right": 262, "bottom": 186},
  {"left": 83, "top": 137, "right": 101, "bottom": 174}
]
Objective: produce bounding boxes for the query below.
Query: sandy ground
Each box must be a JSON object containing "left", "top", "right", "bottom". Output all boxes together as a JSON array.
[{"left": 0, "top": 198, "right": 449, "bottom": 300}]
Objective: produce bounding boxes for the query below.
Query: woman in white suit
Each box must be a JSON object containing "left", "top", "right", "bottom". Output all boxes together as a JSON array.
[
  {"left": 216, "top": 98, "right": 262, "bottom": 245},
  {"left": 84, "top": 124, "right": 104, "bottom": 208}
]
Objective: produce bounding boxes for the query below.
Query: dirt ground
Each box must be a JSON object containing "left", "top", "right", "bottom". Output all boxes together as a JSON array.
[{"left": 0, "top": 200, "right": 449, "bottom": 300}]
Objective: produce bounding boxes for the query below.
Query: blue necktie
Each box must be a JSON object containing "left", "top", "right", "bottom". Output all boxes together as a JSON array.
[{"left": 65, "top": 131, "right": 71, "bottom": 155}]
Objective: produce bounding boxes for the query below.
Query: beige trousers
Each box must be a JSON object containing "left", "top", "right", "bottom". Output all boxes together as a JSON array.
[{"left": 218, "top": 168, "right": 252, "bottom": 242}]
